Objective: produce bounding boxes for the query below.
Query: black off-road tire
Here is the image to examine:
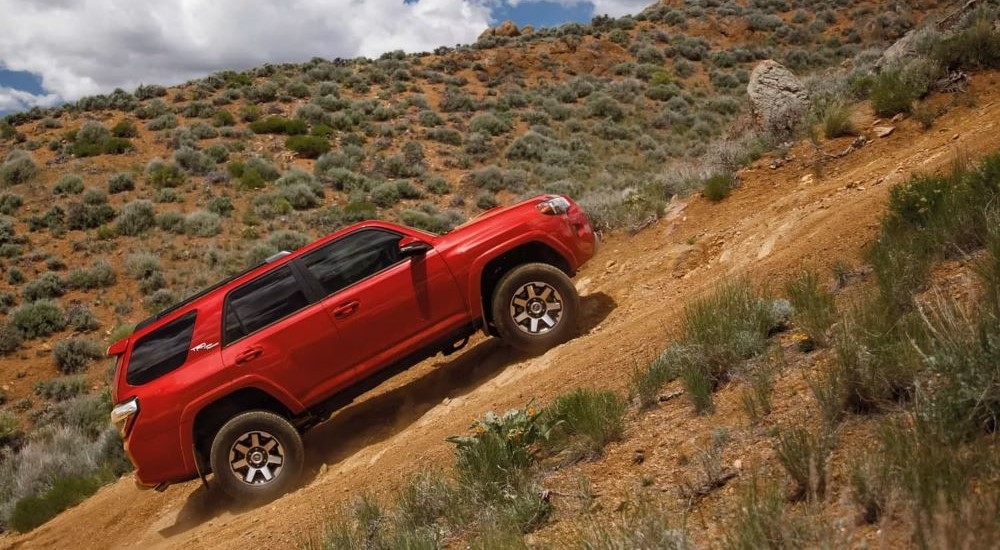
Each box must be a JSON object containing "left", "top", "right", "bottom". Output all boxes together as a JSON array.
[
  {"left": 491, "top": 263, "right": 580, "bottom": 354},
  {"left": 209, "top": 410, "right": 304, "bottom": 503}
]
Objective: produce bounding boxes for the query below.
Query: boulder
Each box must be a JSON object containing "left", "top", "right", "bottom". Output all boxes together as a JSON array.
[
  {"left": 877, "top": 28, "right": 925, "bottom": 69},
  {"left": 495, "top": 20, "right": 520, "bottom": 38},
  {"left": 478, "top": 20, "right": 520, "bottom": 41},
  {"left": 746, "top": 60, "right": 810, "bottom": 138}
]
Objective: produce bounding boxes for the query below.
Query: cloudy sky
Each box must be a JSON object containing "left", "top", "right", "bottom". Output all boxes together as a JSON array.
[{"left": 0, "top": 0, "right": 651, "bottom": 115}]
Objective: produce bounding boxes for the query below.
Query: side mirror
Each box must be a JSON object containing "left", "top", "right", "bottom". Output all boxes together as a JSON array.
[{"left": 399, "top": 237, "right": 432, "bottom": 258}]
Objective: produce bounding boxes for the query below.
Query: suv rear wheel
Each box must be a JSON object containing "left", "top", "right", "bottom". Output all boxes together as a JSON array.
[
  {"left": 209, "top": 410, "right": 304, "bottom": 502},
  {"left": 491, "top": 263, "right": 580, "bottom": 354}
]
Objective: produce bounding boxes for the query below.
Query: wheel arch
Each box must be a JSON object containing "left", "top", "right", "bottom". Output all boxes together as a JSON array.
[
  {"left": 192, "top": 387, "right": 294, "bottom": 470},
  {"left": 478, "top": 241, "right": 572, "bottom": 336}
]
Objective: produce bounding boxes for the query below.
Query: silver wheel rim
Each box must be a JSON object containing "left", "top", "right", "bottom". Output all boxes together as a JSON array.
[
  {"left": 228, "top": 430, "right": 285, "bottom": 485},
  {"left": 509, "top": 281, "right": 564, "bottom": 335}
]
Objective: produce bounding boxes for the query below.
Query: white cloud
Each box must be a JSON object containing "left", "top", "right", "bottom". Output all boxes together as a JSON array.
[
  {"left": 503, "top": 0, "right": 649, "bottom": 18},
  {"left": 0, "top": 86, "right": 61, "bottom": 112},
  {"left": 0, "top": 0, "right": 493, "bottom": 107},
  {"left": 589, "top": 0, "right": 650, "bottom": 17}
]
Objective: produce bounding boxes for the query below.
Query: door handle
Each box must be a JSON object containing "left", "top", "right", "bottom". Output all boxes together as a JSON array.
[
  {"left": 333, "top": 301, "right": 360, "bottom": 319},
  {"left": 235, "top": 346, "right": 263, "bottom": 365}
]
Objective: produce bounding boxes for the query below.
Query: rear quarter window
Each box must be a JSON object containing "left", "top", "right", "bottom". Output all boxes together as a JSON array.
[{"left": 126, "top": 311, "right": 198, "bottom": 385}]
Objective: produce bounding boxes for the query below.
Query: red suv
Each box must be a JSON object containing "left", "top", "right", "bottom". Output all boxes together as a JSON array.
[{"left": 109, "top": 195, "right": 596, "bottom": 501}]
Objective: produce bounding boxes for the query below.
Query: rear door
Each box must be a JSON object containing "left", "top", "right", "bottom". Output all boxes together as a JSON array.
[{"left": 219, "top": 264, "right": 343, "bottom": 401}]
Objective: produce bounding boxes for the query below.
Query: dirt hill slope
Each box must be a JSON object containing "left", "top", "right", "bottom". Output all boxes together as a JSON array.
[{"left": 3, "top": 68, "right": 997, "bottom": 550}]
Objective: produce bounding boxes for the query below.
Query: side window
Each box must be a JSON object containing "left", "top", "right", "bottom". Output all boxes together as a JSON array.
[
  {"left": 223, "top": 265, "right": 310, "bottom": 345},
  {"left": 127, "top": 311, "right": 197, "bottom": 385},
  {"left": 301, "top": 229, "right": 404, "bottom": 297}
]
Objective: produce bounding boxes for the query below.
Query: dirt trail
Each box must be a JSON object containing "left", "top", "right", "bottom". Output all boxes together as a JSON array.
[{"left": 4, "top": 74, "right": 999, "bottom": 549}]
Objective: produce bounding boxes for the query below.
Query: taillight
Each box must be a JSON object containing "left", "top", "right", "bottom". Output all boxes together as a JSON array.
[
  {"left": 536, "top": 196, "right": 571, "bottom": 215},
  {"left": 111, "top": 397, "right": 139, "bottom": 437}
]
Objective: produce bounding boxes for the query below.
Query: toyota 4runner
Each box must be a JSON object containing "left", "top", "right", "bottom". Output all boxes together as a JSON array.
[{"left": 109, "top": 194, "right": 596, "bottom": 501}]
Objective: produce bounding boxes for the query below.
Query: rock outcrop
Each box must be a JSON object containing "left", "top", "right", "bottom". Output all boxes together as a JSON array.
[
  {"left": 746, "top": 60, "right": 810, "bottom": 138},
  {"left": 478, "top": 20, "right": 520, "bottom": 41}
]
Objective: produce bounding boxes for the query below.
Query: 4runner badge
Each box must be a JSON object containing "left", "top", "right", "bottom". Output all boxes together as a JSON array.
[{"left": 190, "top": 342, "right": 219, "bottom": 352}]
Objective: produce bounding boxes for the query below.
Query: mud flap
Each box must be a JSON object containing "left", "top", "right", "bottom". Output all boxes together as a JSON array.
[{"left": 193, "top": 444, "right": 210, "bottom": 490}]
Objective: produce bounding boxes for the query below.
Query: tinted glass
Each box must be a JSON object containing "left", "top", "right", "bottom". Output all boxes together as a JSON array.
[
  {"left": 224, "top": 265, "right": 309, "bottom": 345},
  {"left": 127, "top": 311, "right": 197, "bottom": 385},
  {"left": 302, "top": 229, "right": 403, "bottom": 296}
]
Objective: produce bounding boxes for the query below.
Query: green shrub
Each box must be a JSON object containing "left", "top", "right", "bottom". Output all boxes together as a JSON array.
[
  {"left": 111, "top": 119, "right": 137, "bottom": 138},
  {"left": 344, "top": 200, "right": 377, "bottom": 222},
  {"left": 702, "top": 173, "right": 734, "bottom": 201},
  {"left": 156, "top": 211, "right": 184, "bottom": 233},
  {"left": 153, "top": 188, "right": 180, "bottom": 203},
  {"left": 676, "top": 281, "right": 775, "bottom": 413},
  {"left": 66, "top": 259, "right": 116, "bottom": 290},
  {"left": 53, "top": 174, "right": 84, "bottom": 195},
  {"left": 65, "top": 303, "right": 99, "bottom": 332},
  {"left": 470, "top": 113, "right": 513, "bottom": 136},
  {"left": 213, "top": 109, "right": 236, "bottom": 127},
  {"left": 476, "top": 192, "right": 499, "bottom": 210},
  {"left": 933, "top": 17, "right": 1000, "bottom": 70},
  {"left": 819, "top": 101, "right": 857, "bottom": 138},
  {"left": 66, "top": 200, "right": 116, "bottom": 231},
  {"left": 631, "top": 345, "right": 687, "bottom": 409},
  {"left": 23, "top": 273, "right": 66, "bottom": 302},
  {"left": 6, "top": 267, "right": 24, "bottom": 285},
  {"left": 9, "top": 300, "right": 67, "bottom": 339},
  {"left": 173, "top": 147, "right": 212, "bottom": 174},
  {"left": 725, "top": 478, "right": 800, "bottom": 549},
  {"left": 870, "top": 70, "right": 918, "bottom": 117},
  {"left": 145, "top": 288, "right": 177, "bottom": 313},
  {"left": 0, "top": 322, "right": 23, "bottom": 355},
  {"left": 279, "top": 184, "right": 321, "bottom": 210},
  {"left": 370, "top": 181, "right": 401, "bottom": 208},
  {"left": 446, "top": 404, "right": 547, "bottom": 493},
  {"left": 53, "top": 337, "right": 104, "bottom": 374},
  {"left": 268, "top": 230, "right": 310, "bottom": 252},
  {"left": 107, "top": 172, "right": 135, "bottom": 194},
  {"left": 916, "top": 295, "right": 1000, "bottom": 442},
  {"left": 207, "top": 196, "right": 234, "bottom": 217},
  {"left": 249, "top": 116, "right": 308, "bottom": 135},
  {"left": 741, "top": 359, "right": 776, "bottom": 424},
  {"left": 125, "top": 251, "right": 161, "bottom": 280},
  {"left": 774, "top": 427, "right": 833, "bottom": 501},
  {"left": 398, "top": 206, "right": 464, "bottom": 234},
  {"left": 184, "top": 210, "right": 221, "bottom": 237},
  {"left": 0, "top": 192, "right": 22, "bottom": 215},
  {"left": 115, "top": 200, "right": 156, "bottom": 236},
  {"left": 849, "top": 449, "right": 893, "bottom": 524},
  {"left": 543, "top": 389, "right": 625, "bottom": 460},
  {"left": 35, "top": 376, "right": 88, "bottom": 401},
  {"left": 833, "top": 299, "right": 921, "bottom": 414},
  {"left": 9, "top": 474, "right": 102, "bottom": 532},
  {"left": 146, "top": 159, "right": 185, "bottom": 188},
  {"left": 0, "top": 150, "right": 37, "bottom": 185},
  {"left": 785, "top": 270, "right": 837, "bottom": 347},
  {"left": 146, "top": 113, "right": 177, "bottom": 131},
  {"left": 426, "top": 127, "right": 462, "bottom": 145},
  {"left": 425, "top": 177, "right": 450, "bottom": 195},
  {"left": 285, "top": 135, "right": 331, "bottom": 158}
]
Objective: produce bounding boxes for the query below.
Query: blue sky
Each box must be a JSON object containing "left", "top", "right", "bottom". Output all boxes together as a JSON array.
[{"left": 0, "top": 0, "right": 649, "bottom": 116}]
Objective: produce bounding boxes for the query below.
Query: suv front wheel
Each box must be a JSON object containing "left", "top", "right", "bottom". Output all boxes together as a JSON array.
[
  {"left": 209, "top": 410, "right": 304, "bottom": 502},
  {"left": 492, "top": 263, "right": 580, "bottom": 354}
]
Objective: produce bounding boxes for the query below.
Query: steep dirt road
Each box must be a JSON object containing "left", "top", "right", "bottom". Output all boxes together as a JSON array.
[{"left": 4, "top": 74, "right": 999, "bottom": 549}]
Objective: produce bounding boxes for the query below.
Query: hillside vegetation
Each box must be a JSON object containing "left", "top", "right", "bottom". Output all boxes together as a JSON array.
[{"left": 0, "top": 0, "right": 998, "bottom": 541}]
